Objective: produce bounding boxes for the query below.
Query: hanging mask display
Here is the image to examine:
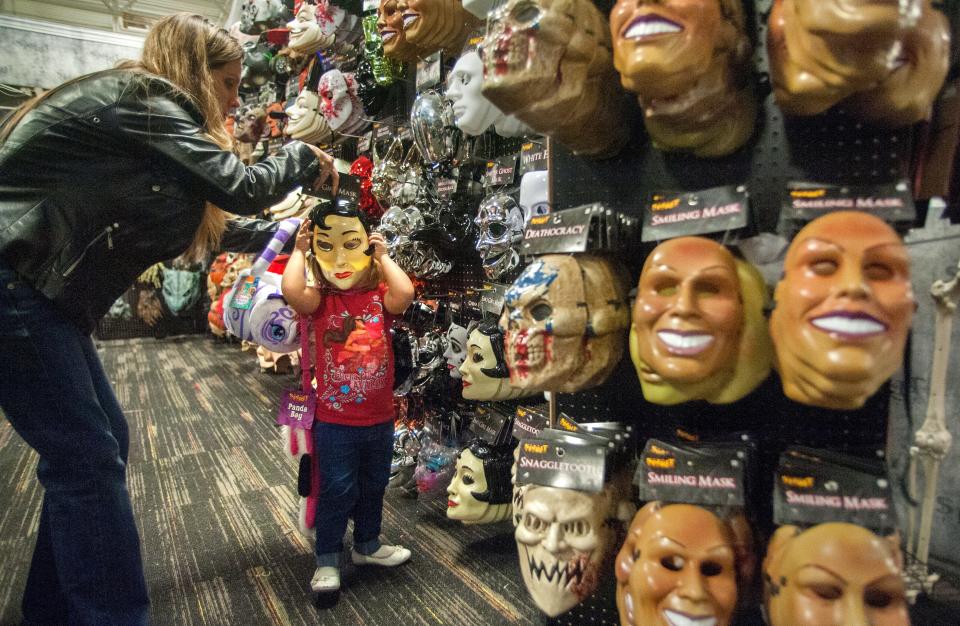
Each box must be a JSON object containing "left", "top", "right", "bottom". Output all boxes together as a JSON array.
[
  {"left": 309, "top": 203, "right": 375, "bottom": 291},
  {"left": 615, "top": 502, "right": 754, "bottom": 626},
  {"left": 161, "top": 267, "right": 201, "bottom": 316},
  {"left": 371, "top": 136, "right": 405, "bottom": 207},
  {"left": 630, "top": 237, "right": 773, "bottom": 405},
  {"left": 391, "top": 144, "right": 424, "bottom": 206},
  {"left": 411, "top": 331, "right": 446, "bottom": 393},
  {"left": 285, "top": 89, "right": 334, "bottom": 144},
  {"left": 610, "top": 0, "right": 756, "bottom": 157},
  {"left": 349, "top": 155, "right": 384, "bottom": 220},
  {"left": 515, "top": 480, "right": 633, "bottom": 617},
  {"left": 443, "top": 322, "right": 468, "bottom": 379},
  {"left": 233, "top": 104, "right": 267, "bottom": 144},
  {"left": 354, "top": 59, "right": 389, "bottom": 117},
  {"left": 318, "top": 69, "right": 370, "bottom": 134},
  {"left": 763, "top": 523, "right": 909, "bottom": 626},
  {"left": 767, "top": 0, "right": 950, "bottom": 126},
  {"left": 474, "top": 192, "right": 523, "bottom": 280},
  {"left": 411, "top": 90, "right": 463, "bottom": 165},
  {"left": 394, "top": 0, "right": 480, "bottom": 56},
  {"left": 480, "top": 0, "right": 629, "bottom": 157},
  {"left": 519, "top": 171, "right": 550, "bottom": 224},
  {"left": 242, "top": 42, "right": 277, "bottom": 90},
  {"left": 240, "top": 0, "right": 288, "bottom": 35},
  {"left": 447, "top": 439, "right": 514, "bottom": 525},
  {"left": 769, "top": 211, "right": 914, "bottom": 410},
  {"left": 447, "top": 50, "right": 505, "bottom": 137},
  {"left": 363, "top": 9, "right": 404, "bottom": 85},
  {"left": 501, "top": 255, "right": 631, "bottom": 393},
  {"left": 378, "top": 0, "right": 423, "bottom": 61},
  {"left": 390, "top": 424, "right": 422, "bottom": 496},
  {"left": 414, "top": 439, "right": 458, "bottom": 495},
  {"left": 287, "top": 0, "right": 334, "bottom": 54},
  {"left": 458, "top": 319, "right": 530, "bottom": 400}
]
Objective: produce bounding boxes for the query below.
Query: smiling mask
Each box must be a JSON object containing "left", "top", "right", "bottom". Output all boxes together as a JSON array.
[
  {"left": 309, "top": 207, "right": 374, "bottom": 291},
  {"left": 630, "top": 237, "right": 773, "bottom": 405},
  {"left": 395, "top": 0, "right": 480, "bottom": 56},
  {"left": 769, "top": 211, "right": 914, "bottom": 410},
  {"left": 378, "top": 0, "right": 423, "bottom": 61}
]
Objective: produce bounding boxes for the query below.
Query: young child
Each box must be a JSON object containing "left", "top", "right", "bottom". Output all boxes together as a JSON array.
[{"left": 282, "top": 200, "right": 415, "bottom": 593}]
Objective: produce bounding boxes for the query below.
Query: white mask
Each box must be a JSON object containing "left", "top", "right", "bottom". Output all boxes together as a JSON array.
[
  {"left": 443, "top": 322, "right": 469, "bottom": 379},
  {"left": 447, "top": 51, "right": 504, "bottom": 136}
]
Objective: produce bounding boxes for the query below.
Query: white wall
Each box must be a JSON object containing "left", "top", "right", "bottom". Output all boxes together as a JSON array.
[{"left": 0, "top": 15, "right": 143, "bottom": 89}]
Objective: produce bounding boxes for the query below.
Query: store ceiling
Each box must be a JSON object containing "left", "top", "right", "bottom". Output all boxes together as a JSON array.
[{"left": 0, "top": 0, "right": 238, "bottom": 33}]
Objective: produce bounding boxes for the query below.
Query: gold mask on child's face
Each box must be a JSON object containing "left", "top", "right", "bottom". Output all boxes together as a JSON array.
[{"left": 311, "top": 215, "right": 372, "bottom": 290}]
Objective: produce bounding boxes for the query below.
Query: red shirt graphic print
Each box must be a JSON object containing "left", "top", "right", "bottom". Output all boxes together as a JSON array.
[{"left": 313, "top": 283, "right": 395, "bottom": 426}]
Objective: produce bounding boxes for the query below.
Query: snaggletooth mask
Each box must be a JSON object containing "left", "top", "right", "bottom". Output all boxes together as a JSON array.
[
  {"left": 378, "top": 0, "right": 423, "bottom": 61},
  {"left": 447, "top": 439, "right": 514, "bottom": 524},
  {"left": 459, "top": 320, "right": 530, "bottom": 400},
  {"left": 630, "top": 237, "right": 773, "bottom": 405},
  {"left": 516, "top": 479, "right": 633, "bottom": 617},
  {"left": 768, "top": 0, "right": 949, "bottom": 126},
  {"left": 610, "top": 0, "right": 756, "bottom": 157},
  {"left": 474, "top": 192, "right": 524, "bottom": 280},
  {"left": 763, "top": 524, "right": 909, "bottom": 626},
  {"left": 396, "top": 0, "right": 481, "bottom": 56},
  {"left": 480, "top": 0, "right": 629, "bottom": 157},
  {"left": 501, "top": 255, "right": 630, "bottom": 393},
  {"left": 443, "top": 322, "right": 469, "bottom": 379},
  {"left": 769, "top": 211, "right": 914, "bottom": 410}
]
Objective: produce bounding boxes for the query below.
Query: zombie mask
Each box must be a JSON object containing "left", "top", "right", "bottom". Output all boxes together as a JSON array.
[
  {"left": 443, "top": 322, "right": 469, "bottom": 379},
  {"left": 378, "top": 0, "right": 422, "bottom": 61},
  {"left": 459, "top": 320, "right": 528, "bottom": 400},
  {"left": 615, "top": 503, "right": 755, "bottom": 626},
  {"left": 770, "top": 211, "right": 914, "bottom": 410},
  {"left": 630, "top": 237, "right": 773, "bottom": 405},
  {"left": 480, "top": 0, "right": 628, "bottom": 156},
  {"left": 767, "top": 0, "right": 948, "bottom": 125},
  {"left": 318, "top": 69, "right": 362, "bottom": 132},
  {"left": 233, "top": 104, "right": 266, "bottom": 143},
  {"left": 447, "top": 440, "right": 513, "bottom": 524},
  {"left": 763, "top": 524, "right": 908, "bottom": 626},
  {"left": 515, "top": 482, "right": 629, "bottom": 617},
  {"left": 610, "top": 0, "right": 755, "bottom": 157},
  {"left": 161, "top": 268, "right": 201, "bottom": 316},
  {"left": 474, "top": 192, "right": 524, "bottom": 280},
  {"left": 309, "top": 205, "right": 374, "bottom": 291},
  {"left": 396, "top": 0, "right": 479, "bottom": 56},
  {"left": 447, "top": 50, "right": 504, "bottom": 136},
  {"left": 501, "top": 255, "right": 630, "bottom": 393}
]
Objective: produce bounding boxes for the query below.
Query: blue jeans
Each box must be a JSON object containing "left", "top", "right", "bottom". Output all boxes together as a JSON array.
[
  {"left": 312, "top": 420, "right": 393, "bottom": 567},
  {"left": 0, "top": 262, "right": 149, "bottom": 625}
]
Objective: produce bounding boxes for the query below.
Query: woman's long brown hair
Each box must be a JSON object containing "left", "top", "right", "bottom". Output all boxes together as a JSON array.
[{"left": 0, "top": 13, "right": 243, "bottom": 260}]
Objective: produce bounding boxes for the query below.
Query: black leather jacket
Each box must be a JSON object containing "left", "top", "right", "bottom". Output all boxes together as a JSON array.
[{"left": 0, "top": 69, "right": 320, "bottom": 332}]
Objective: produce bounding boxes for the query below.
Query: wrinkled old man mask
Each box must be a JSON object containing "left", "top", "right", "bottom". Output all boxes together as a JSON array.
[
  {"left": 615, "top": 503, "right": 753, "bottom": 626},
  {"left": 767, "top": 0, "right": 949, "bottom": 125},
  {"left": 763, "top": 523, "right": 908, "bottom": 626},
  {"left": 631, "top": 237, "right": 773, "bottom": 405},
  {"left": 447, "top": 442, "right": 513, "bottom": 524},
  {"left": 474, "top": 192, "right": 524, "bottom": 280},
  {"left": 770, "top": 211, "right": 914, "bottom": 410}
]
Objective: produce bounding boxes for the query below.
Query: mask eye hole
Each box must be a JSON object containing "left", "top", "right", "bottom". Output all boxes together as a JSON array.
[
  {"left": 523, "top": 513, "right": 548, "bottom": 533},
  {"left": 700, "top": 561, "right": 723, "bottom": 577},
  {"left": 511, "top": 1, "right": 542, "bottom": 26},
  {"left": 661, "top": 555, "right": 684, "bottom": 572},
  {"left": 864, "top": 263, "right": 893, "bottom": 281},
  {"left": 811, "top": 584, "right": 843, "bottom": 601},
  {"left": 811, "top": 259, "right": 838, "bottom": 276},
  {"left": 864, "top": 588, "right": 895, "bottom": 608},
  {"left": 487, "top": 223, "right": 508, "bottom": 239},
  {"left": 530, "top": 302, "right": 552, "bottom": 321}
]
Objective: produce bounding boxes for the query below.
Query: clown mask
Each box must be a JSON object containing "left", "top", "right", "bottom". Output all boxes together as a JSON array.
[
  {"left": 447, "top": 50, "right": 504, "bottom": 136},
  {"left": 615, "top": 503, "right": 754, "bottom": 626},
  {"left": 447, "top": 442, "right": 513, "bottom": 524},
  {"left": 770, "top": 211, "right": 914, "bottom": 410},
  {"left": 311, "top": 214, "right": 374, "bottom": 290},
  {"left": 443, "top": 322, "right": 469, "bottom": 379},
  {"left": 459, "top": 321, "right": 528, "bottom": 400},
  {"left": 763, "top": 523, "right": 908, "bottom": 626},
  {"left": 630, "top": 237, "right": 773, "bottom": 405}
]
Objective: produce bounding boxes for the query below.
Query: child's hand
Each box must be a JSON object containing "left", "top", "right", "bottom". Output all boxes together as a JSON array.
[
  {"left": 294, "top": 219, "right": 313, "bottom": 253},
  {"left": 369, "top": 232, "right": 388, "bottom": 260}
]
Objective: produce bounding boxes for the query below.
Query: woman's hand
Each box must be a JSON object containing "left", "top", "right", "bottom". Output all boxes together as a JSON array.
[
  {"left": 294, "top": 219, "right": 313, "bottom": 253},
  {"left": 368, "top": 232, "right": 388, "bottom": 261},
  {"left": 305, "top": 145, "right": 339, "bottom": 197}
]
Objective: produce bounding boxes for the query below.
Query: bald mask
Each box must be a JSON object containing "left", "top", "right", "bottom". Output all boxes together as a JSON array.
[
  {"left": 763, "top": 524, "right": 908, "bottom": 626},
  {"left": 610, "top": 0, "right": 756, "bottom": 156},
  {"left": 630, "top": 237, "right": 773, "bottom": 405},
  {"left": 768, "top": 0, "right": 949, "bottom": 126},
  {"left": 770, "top": 211, "right": 914, "bottom": 410}
]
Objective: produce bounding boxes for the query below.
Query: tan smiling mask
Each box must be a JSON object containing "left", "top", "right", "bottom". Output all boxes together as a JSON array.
[{"left": 770, "top": 211, "right": 914, "bottom": 410}]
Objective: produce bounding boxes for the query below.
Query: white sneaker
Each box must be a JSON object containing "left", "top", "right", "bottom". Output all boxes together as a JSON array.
[
  {"left": 310, "top": 566, "right": 340, "bottom": 593},
  {"left": 351, "top": 544, "right": 411, "bottom": 567}
]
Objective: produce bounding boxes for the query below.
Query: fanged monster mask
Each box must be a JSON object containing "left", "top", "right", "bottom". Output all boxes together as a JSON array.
[
  {"left": 609, "top": 0, "right": 756, "bottom": 157},
  {"left": 615, "top": 502, "right": 756, "bottom": 626},
  {"left": 480, "top": 0, "right": 629, "bottom": 157},
  {"left": 630, "top": 237, "right": 773, "bottom": 405},
  {"left": 447, "top": 440, "right": 514, "bottom": 524},
  {"left": 769, "top": 211, "right": 914, "bottom": 410},
  {"left": 515, "top": 480, "right": 633, "bottom": 617},
  {"left": 763, "top": 523, "right": 909, "bottom": 626},
  {"left": 474, "top": 192, "right": 524, "bottom": 280},
  {"left": 443, "top": 322, "right": 469, "bottom": 379},
  {"left": 501, "top": 255, "right": 630, "bottom": 393},
  {"left": 767, "top": 0, "right": 949, "bottom": 126}
]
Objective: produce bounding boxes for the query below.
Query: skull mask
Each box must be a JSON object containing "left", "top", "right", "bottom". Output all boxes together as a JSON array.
[
  {"left": 501, "top": 255, "right": 630, "bottom": 392},
  {"left": 233, "top": 104, "right": 266, "bottom": 143},
  {"left": 474, "top": 192, "right": 524, "bottom": 280},
  {"left": 411, "top": 331, "right": 446, "bottom": 393},
  {"left": 363, "top": 11, "right": 404, "bottom": 86},
  {"left": 515, "top": 482, "right": 629, "bottom": 617},
  {"left": 371, "top": 137, "right": 405, "bottom": 207},
  {"left": 379, "top": 205, "right": 424, "bottom": 271}
]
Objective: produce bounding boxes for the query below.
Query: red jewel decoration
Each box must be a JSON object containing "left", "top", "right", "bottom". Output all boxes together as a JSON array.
[{"left": 350, "top": 155, "right": 383, "bottom": 220}]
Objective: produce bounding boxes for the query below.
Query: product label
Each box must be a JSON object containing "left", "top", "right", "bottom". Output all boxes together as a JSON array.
[
  {"left": 469, "top": 405, "right": 512, "bottom": 445},
  {"left": 305, "top": 173, "right": 361, "bottom": 209},
  {"left": 230, "top": 276, "right": 259, "bottom": 310},
  {"left": 518, "top": 140, "right": 549, "bottom": 176},
  {"left": 521, "top": 204, "right": 597, "bottom": 255},
  {"left": 277, "top": 388, "right": 315, "bottom": 429},
  {"left": 513, "top": 405, "right": 548, "bottom": 440},
  {"left": 643, "top": 185, "right": 750, "bottom": 242},
  {"left": 635, "top": 439, "right": 749, "bottom": 507},
  {"left": 479, "top": 283, "right": 509, "bottom": 316},
  {"left": 781, "top": 181, "right": 915, "bottom": 225},
  {"left": 516, "top": 437, "right": 607, "bottom": 492},
  {"left": 485, "top": 154, "right": 519, "bottom": 187}
]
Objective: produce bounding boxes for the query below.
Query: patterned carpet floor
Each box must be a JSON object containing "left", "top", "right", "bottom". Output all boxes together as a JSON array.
[{"left": 0, "top": 336, "right": 540, "bottom": 626}]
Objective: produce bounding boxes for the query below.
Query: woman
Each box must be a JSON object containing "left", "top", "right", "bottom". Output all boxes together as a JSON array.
[{"left": 0, "top": 14, "right": 337, "bottom": 625}]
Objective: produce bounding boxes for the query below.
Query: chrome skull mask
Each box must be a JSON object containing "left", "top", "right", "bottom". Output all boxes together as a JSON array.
[{"left": 474, "top": 192, "right": 524, "bottom": 280}]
